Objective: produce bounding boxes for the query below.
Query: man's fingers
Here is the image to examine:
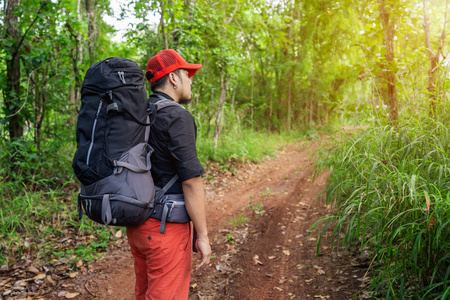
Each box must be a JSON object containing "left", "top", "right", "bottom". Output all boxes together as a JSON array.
[
  {"left": 194, "top": 237, "right": 211, "bottom": 271},
  {"left": 195, "top": 254, "right": 209, "bottom": 271}
]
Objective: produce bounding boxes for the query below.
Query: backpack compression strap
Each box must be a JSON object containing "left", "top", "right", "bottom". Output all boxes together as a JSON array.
[{"left": 113, "top": 98, "right": 179, "bottom": 173}]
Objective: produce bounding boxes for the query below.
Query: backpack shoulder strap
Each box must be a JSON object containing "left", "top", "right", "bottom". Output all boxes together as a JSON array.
[
  {"left": 147, "top": 95, "right": 182, "bottom": 127},
  {"left": 153, "top": 93, "right": 182, "bottom": 111}
]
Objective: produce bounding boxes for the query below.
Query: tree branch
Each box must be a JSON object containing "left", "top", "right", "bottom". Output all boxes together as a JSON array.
[
  {"left": 437, "top": 0, "right": 449, "bottom": 58},
  {"left": 423, "top": 0, "right": 433, "bottom": 57},
  {"left": 224, "top": 3, "right": 238, "bottom": 24},
  {"left": 11, "top": 2, "right": 49, "bottom": 62}
]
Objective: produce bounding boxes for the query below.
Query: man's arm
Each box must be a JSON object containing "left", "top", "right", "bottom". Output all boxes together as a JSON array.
[{"left": 182, "top": 176, "right": 211, "bottom": 270}]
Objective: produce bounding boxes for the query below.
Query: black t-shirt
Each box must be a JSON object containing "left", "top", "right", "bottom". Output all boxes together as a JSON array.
[{"left": 148, "top": 91, "right": 205, "bottom": 194}]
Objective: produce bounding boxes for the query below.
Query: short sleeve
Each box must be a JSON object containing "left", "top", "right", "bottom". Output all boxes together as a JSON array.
[{"left": 167, "top": 109, "right": 205, "bottom": 182}]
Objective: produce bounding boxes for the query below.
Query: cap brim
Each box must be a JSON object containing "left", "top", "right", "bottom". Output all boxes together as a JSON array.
[{"left": 181, "top": 63, "right": 202, "bottom": 77}]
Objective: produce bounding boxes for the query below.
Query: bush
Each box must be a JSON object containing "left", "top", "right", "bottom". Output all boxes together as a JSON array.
[{"left": 313, "top": 122, "right": 450, "bottom": 299}]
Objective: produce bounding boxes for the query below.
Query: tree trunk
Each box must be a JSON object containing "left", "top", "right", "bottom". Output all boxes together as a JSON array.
[
  {"left": 287, "top": 79, "right": 292, "bottom": 131},
  {"left": 65, "top": 9, "right": 82, "bottom": 111},
  {"left": 213, "top": 72, "right": 230, "bottom": 149},
  {"left": 423, "top": 0, "right": 448, "bottom": 118},
  {"left": 160, "top": 0, "right": 168, "bottom": 49},
  {"left": 250, "top": 67, "right": 254, "bottom": 129},
  {"left": 269, "top": 89, "right": 273, "bottom": 132},
  {"left": 378, "top": 0, "right": 399, "bottom": 125},
  {"left": 4, "top": 0, "right": 23, "bottom": 141},
  {"left": 85, "top": 0, "right": 96, "bottom": 64},
  {"left": 188, "top": 0, "right": 195, "bottom": 22}
]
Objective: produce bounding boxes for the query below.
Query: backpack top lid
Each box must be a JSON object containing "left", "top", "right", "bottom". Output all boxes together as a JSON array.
[{"left": 82, "top": 57, "right": 145, "bottom": 91}]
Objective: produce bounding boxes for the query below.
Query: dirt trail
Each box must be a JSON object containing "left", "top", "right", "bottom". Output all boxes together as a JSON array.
[{"left": 45, "top": 142, "right": 368, "bottom": 299}]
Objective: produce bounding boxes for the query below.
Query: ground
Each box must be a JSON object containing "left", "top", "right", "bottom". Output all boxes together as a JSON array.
[{"left": 0, "top": 141, "right": 370, "bottom": 300}]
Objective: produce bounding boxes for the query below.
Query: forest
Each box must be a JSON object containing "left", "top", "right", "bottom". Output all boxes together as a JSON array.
[{"left": 1, "top": 0, "right": 449, "bottom": 299}]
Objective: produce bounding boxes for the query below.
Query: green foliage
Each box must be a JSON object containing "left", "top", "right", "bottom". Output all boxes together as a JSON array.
[
  {"left": 313, "top": 122, "right": 450, "bottom": 299},
  {"left": 225, "top": 233, "right": 236, "bottom": 244},
  {"left": 259, "top": 187, "right": 272, "bottom": 198},
  {"left": 196, "top": 127, "right": 298, "bottom": 165},
  {"left": 0, "top": 181, "right": 112, "bottom": 265},
  {"left": 248, "top": 200, "right": 265, "bottom": 219},
  {"left": 228, "top": 213, "right": 247, "bottom": 227}
]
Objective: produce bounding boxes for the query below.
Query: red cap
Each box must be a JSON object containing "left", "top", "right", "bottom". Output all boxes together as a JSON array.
[{"left": 146, "top": 49, "right": 202, "bottom": 83}]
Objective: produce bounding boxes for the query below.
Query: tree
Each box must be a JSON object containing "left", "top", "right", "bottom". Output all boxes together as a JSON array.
[
  {"left": 3, "top": 0, "right": 24, "bottom": 141},
  {"left": 378, "top": 0, "right": 399, "bottom": 125},
  {"left": 423, "top": 0, "right": 448, "bottom": 118}
]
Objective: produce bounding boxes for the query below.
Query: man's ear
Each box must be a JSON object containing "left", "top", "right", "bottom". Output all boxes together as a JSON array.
[{"left": 168, "top": 72, "right": 177, "bottom": 85}]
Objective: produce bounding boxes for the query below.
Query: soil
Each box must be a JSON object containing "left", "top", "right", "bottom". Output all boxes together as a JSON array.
[{"left": 1, "top": 141, "right": 370, "bottom": 300}]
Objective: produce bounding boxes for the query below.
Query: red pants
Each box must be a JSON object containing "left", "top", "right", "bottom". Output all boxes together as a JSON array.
[{"left": 126, "top": 219, "right": 192, "bottom": 300}]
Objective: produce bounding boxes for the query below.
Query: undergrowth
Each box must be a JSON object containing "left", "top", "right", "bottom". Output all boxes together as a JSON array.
[
  {"left": 313, "top": 121, "right": 450, "bottom": 299},
  {"left": 0, "top": 138, "right": 113, "bottom": 266}
]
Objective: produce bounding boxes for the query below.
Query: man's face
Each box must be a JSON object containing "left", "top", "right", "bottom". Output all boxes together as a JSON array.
[{"left": 177, "top": 69, "right": 192, "bottom": 105}]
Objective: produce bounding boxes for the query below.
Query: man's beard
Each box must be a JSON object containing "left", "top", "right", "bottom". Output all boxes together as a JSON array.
[{"left": 179, "top": 98, "right": 192, "bottom": 105}]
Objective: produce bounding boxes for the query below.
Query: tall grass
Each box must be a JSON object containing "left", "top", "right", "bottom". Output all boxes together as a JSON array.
[{"left": 313, "top": 122, "right": 450, "bottom": 299}]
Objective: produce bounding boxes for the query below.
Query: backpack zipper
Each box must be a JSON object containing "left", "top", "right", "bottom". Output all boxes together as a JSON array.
[
  {"left": 86, "top": 100, "right": 103, "bottom": 166},
  {"left": 118, "top": 71, "right": 126, "bottom": 84}
]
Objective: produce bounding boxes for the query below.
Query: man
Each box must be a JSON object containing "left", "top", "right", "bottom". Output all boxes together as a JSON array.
[{"left": 126, "top": 49, "right": 211, "bottom": 300}]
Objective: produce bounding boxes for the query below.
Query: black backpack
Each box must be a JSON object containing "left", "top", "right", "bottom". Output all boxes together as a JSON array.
[{"left": 72, "top": 57, "right": 177, "bottom": 226}]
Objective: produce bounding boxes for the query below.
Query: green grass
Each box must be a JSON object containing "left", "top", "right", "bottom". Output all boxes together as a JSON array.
[
  {"left": 0, "top": 180, "right": 113, "bottom": 265},
  {"left": 312, "top": 121, "right": 450, "bottom": 299},
  {"left": 228, "top": 212, "right": 248, "bottom": 227},
  {"left": 197, "top": 128, "right": 302, "bottom": 166}
]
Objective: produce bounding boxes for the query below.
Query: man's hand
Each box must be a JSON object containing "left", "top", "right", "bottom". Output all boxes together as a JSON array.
[
  {"left": 195, "top": 235, "right": 211, "bottom": 271},
  {"left": 182, "top": 176, "right": 211, "bottom": 271}
]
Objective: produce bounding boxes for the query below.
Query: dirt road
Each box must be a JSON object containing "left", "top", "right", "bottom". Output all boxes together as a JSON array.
[{"left": 47, "top": 142, "right": 368, "bottom": 299}]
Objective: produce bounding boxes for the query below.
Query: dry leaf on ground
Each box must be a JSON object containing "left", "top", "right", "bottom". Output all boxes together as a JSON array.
[
  {"left": 65, "top": 292, "right": 80, "bottom": 298},
  {"left": 76, "top": 260, "right": 83, "bottom": 268},
  {"left": 253, "top": 255, "right": 263, "bottom": 265}
]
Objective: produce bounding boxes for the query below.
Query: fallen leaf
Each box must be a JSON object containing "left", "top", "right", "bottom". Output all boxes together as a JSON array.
[
  {"left": 314, "top": 295, "right": 330, "bottom": 299},
  {"left": 65, "top": 292, "right": 80, "bottom": 299},
  {"left": 34, "top": 274, "right": 46, "bottom": 280},
  {"left": 191, "top": 283, "right": 197, "bottom": 289},
  {"left": 15, "top": 280, "right": 27, "bottom": 287},
  {"left": 313, "top": 265, "right": 326, "bottom": 275},
  {"left": 305, "top": 278, "right": 314, "bottom": 283},
  {"left": 115, "top": 230, "right": 122, "bottom": 238},
  {"left": 26, "top": 266, "right": 40, "bottom": 274},
  {"left": 69, "top": 272, "right": 78, "bottom": 278},
  {"left": 274, "top": 287, "right": 283, "bottom": 292},
  {"left": 253, "top": 255, "right": 263, "bottom": 265},
  {"left": 283, "top": 250, "right": 290, "bottom": 256},
  {"left": 268, "top": 256, "right": 276, "bottom": 260},
  {"left": 47, "top": 275, "right": 55, "bottom": 284},
  {"left": 76, "top": 260, "right": 83, "bottom": 268}
]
